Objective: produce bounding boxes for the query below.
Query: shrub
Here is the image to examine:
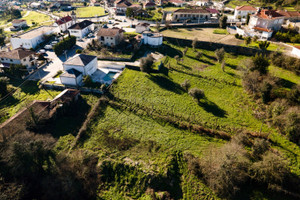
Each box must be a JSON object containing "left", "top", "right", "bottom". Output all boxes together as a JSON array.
[
  {"left": 192, "top": 38, "right": 198, "bottom": 50},
  {"left": 200, "top": 142, "right": 250, "bottom": 198},
  {"left": 221, "top": 60, "right": 225, "bottom": 72},
  {"left": 252, "top": 138, "right": 269, "bottom": 159},
  {"left": 188, "top": 88, "right": 205, "bottom": 102},
  {"left": 140, "top": 54, "right": 154, "bottom": 73},
  {"left": 258, "top": 41, "right": 270, "bottom": 51},
  {"left": 215, "top": 48, "right": 225, "bottom": 63},
  {"left": 182, "top": 47, "right": 188, "bottom": 56},
  {"left": 195, "top": 51, "right": 202, "bottom": 60},
  {"left": 83, "top": 75, "right": 93, "bottom": 87},
  {"left": 180, "top": 79, "right": 191, "bottom": 91},
  {"left": 251, "top": 54, "right": 269, "bottom": 74},
  {"left": 242, "top": 71, "right": 261, "bottom": 94}
]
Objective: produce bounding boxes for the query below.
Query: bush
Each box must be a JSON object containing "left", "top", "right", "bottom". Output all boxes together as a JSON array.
[
  {"left": 242, "top": 71, "right": 261, "bottom": 94},
  {"left": 180, "top": 79, "right": 191, "bottom": 91},
  {"left": 219, "top": 15, "right": 228, "bottom": 29},
  {"left": 251, "top": 151, "right": 289, "bottom": 186},
  {"left": 140, "top": 54, "right": 154, "bottom": 73},
  {"left": 188, "top": 88, "right": 205, "bottom": 102},
  {"left": 76, "top": 49, "right": 83, "bottom": 54},
  {"left": 83, "top": 75, "right": 93, "bottom": 87},
  {"left": 215, "top": 48, "right": 225, "bottom": 63},
  {"left": 200, "top": 142, "right": 250, "bottom": 198},
  {"left": 244, "top": 36, "right": 251, "bottom": 46},
  {"left": 195, "top": 51, "right": 202, "bottom": 60},
  {"left": 258, "top": 41, "right": 270, "bottom": 51}
]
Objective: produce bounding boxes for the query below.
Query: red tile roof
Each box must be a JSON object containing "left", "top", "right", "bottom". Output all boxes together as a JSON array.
[
  {"left": 257, "top": 9, "right": 284, "bottom": 19},
  {"left": 169, "top": 0, "right": 185, "bottom": 4},
  {"left": 253, "top": 26, "right": 273, "bottom": 32},
  {"left": 56, "top": 15, "right": 72, "bottom": 25},
  {"left": 236, "top": 5, "right": 257, "bottom": 11},
  {"left": 276, "top": 10, "right": 300, "bottom": 18},
  {"left": 206, "top": 8, "right": 219, "bottom": 14},
  {"left": 97, "top": 28, "right": 124, "bottom": 37}
]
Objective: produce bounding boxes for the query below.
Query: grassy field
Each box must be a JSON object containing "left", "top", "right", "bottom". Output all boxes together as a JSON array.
[
  {"left": 56, "top": 42, "right": 300, "bottom": 199},
  {"left": 226, "top": 0, "right": 298, "bottom": 10},
  {"left": 54, "top": 6, "right": 106, "bottom": 18},
  {"left": 20, "top": 11, "right": 52, "bottom": 26},
  {"left": 240, "top": 41, "right": 286, "bottom": 51},
  {"left": 161, "top": 28, "right": 243, "bottom": 45}
]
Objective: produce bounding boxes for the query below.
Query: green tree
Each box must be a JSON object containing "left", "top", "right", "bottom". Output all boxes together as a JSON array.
[
  {"left": 258, "top": 41, "right": 270, "bottom": 51},
  {"left": 188, "top": 88, "right": 205, "bottom": 102},
  {"left": 251, "top": 54, "right": 269, "bottom": 74},
  {"left": 219, "top": 15, "right": 228, "bottom": 29},
  {"left": 246, "top": 13, "right": 250, "bottom": 25},
  {"left": 140, "top": 54, "right": 154, "bottom": 73},
  {"left": 0, "top": 35, "right": 5, "bottom": 46},
  {"left": 0, "top": 77, "right": 8, "bottom": 97},
  {"left": 192, "top": 38, "right": 198, "bottom": 50},
  {"left": 244, "top": 36, "right": 251, "bottom": 46},
  {"left": 215, "top": 48, "right": 225, "bottom": 63},
  {"left": 180, "top": 79, "right": 191, "bottom": 91},
  {"left": 195, "top": 51, "right": 202, "bottom": 60},
  {"left": 175, "top": 55, "right": 180, "bottom": 64},
  {"left": 126, "top": 8, "right": 133, "bottom": 17}
]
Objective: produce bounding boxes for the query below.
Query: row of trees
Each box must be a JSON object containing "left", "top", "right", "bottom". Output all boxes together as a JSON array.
[{"left": 53, "top": 36, "right": 76, "bottom": 56}]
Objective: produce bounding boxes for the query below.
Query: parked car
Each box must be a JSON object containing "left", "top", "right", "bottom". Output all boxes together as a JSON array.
[
  {"left": 39, "top": 49, "right": 46, "bottom": 54},
  {"left": 45, "top": 45, "right": 53, "bottom": 50}
]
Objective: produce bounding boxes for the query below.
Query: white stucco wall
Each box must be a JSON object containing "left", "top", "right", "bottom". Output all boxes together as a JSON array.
[
  {"left": 292, "top": 47, "right": 300, "bottom": 58},
  {"left": 69, "top": 24, "right": 94, "bottom": 39},
  {"left": 234, "top": 10, "right": 256, "bottom": 19},
  {"left": 60, "top": 74, "right": 82, "bottom": 86},
  {"left": 63, "top": 57, "right": 97, "bottom": 76}
]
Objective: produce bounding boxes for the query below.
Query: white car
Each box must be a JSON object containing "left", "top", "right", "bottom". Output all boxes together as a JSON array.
[
  {"left": 45, "top": 45, "right": 52, "bottom": 50},
  {"left": 39, "top": 49, "right": 46, "bottom": 54}
]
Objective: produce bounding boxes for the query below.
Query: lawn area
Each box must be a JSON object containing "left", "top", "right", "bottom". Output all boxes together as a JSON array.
[
  {"left": 269, "top": 65, "right": 300, "bottom": 85},
  {"left": 161, "top": 28, "right": 243, "bottom": 45},
  {"left": 54, "top": 6, "right": 106, "bottom": 18},
  {"left": 162, "top": 7, "right": 180, "bottom": 11},
  {"left": 20, "top": 11, "right": 52, "bottom": 26},
  {"left": 213, "top": 28, "right": 228, "bottom": 35}
]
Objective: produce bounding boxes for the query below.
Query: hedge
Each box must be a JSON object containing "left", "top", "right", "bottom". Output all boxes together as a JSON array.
[{"left": 53, "top": 36, "right": 76, "bottom": 56}]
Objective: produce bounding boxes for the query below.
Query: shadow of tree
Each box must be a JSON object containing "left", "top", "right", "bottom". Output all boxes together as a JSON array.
[
  {"left": 20, "top": 81, "right": 40, "bottom": 94},
  {"left": 202, "top": 53, "right": 217, "bottom": 61},
  {"left": 277, "top": 78, "right": 296, "bottom": 89},
  {"left": 148, "top": 75, "right": 184, "bottom": 94},
  {"left": 186, "top": 55, "right": 215, "bottom": 66},
  {"left": 198, "top": 98, "right": 227, "bottom": 118},
  {"left": 226, "top": 63, "right": 237, "bottom": 70},
  {"left": 178, "top": 62, "right": 192, "bottom": 70}
]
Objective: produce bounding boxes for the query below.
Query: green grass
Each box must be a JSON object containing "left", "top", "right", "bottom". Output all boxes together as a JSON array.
[
  {"left": 269, "top": 65, "right": 300, "bottom": 85},
  {"left": 213, "top": 28, "right": 228, "bottom": 35},
  {"left": 54, "top": 6, "right": 106, "bottom": 18},
  {"left": 0, "top": 81, "right": 60, "bottom": 123},
  {"left": 21, "top": 11, "right": 51, "bottom": 26},
  {"left": 162, "top": 7, "right": 180, "bottom": 11},
  {"left": 241, "top": 41, "right": 286, "bottom": 52}
]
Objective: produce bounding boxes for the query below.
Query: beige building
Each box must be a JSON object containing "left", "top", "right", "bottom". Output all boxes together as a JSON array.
[
  {"left": 172, "top": 9, "right": 211, "bottom": 22},
  {"left": 97, "top": 28, "right": 124, "bottom": 47},
  {"left": 0, "top": 48, "right": 36, "bottom": 69}
]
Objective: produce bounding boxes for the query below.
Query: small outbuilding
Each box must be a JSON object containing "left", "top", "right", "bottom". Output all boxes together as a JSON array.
[
  {"left": 142, "top": 31, "right": 163, "bottom": 46},
  {"left": 136, "top": 23, "right": 150, "bottom": 33}
]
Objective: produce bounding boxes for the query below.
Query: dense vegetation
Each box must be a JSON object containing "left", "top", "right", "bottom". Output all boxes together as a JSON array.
[
  {"left": 1, "top": 41, "right": 300, "bottom": 199},
  {"left": 53, "top": 36, "right": 76, "bottom": 56}
]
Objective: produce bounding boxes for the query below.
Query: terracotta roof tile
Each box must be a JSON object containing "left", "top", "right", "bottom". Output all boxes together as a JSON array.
[{"left": 236, "top": 5, "right": 257, "bottom": 11}]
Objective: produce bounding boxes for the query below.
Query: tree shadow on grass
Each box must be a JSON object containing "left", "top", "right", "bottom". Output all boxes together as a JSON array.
[
  {"left": 20, "top": 81, "right": 40, "bottom": 94},
  {"left": 148, "top": 74, "right": 184, "bottom": 94},
  {"left": 178, "top": 62, "right": 192, "bottom": 70},
  {"left": 186, "top": 55, "right": 215, "bottom": 66},
  {"left": 277, "top": 78, "right": 296, "bottom": 89},
  {"left": 226, "top": 63, "right": 237, "bottom": 70},
  {"left": 198, "top": 98, "right": 227, "bottom": 118},
  {"left": 202, "top": 53, "right": 217, "bottom": 61}
]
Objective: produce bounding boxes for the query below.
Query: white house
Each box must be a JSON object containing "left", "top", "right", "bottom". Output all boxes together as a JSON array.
[
  {"left": 234, "top": 5, "right": 257, "bottom": 19},
  {"left": 12, "top": 19, "right": 27, "bottom": 29},
  {"left": 60, "top": 68, "right": 83, "bottom": 86},
  {"left": 97, "top": 28, "right": 124, "bottom": 47},
  {"left": 0, "top": 47, "right": 36, "bottom": 69},
  {"left": 63, "top": 54, "right": 97, "bottom": 76},
  {"left": 115, "top": 0, "right": 132, "bottom": 15},
  {"left": 142, "top": 31, "right": 163, "bottom": 46},
  {"left": 168, "top": 0, "right": 186, "bottom": 7},
  {"left": 136, "top": 23, "right": 150, "bottom": 33},
  {"left": 291, "top": 46, "right": 300, "bottom": 58},
  {"left": 172, "top": 9, "right": 211, "bottom": 22},
  {"left": 60, "top": 54, "right": 98, "bottom": 86},
  {"left": 248, "top": 9, "right": 284, "bottom": 39},
  {"left": 54, "top": 14, "right": 76, "bottom": 32},
  {"left": 10, "top": 26, "right": 56, "bottom": 49},
  {"left": 68, "top": 20, "right": 94, "bottom": 39}
]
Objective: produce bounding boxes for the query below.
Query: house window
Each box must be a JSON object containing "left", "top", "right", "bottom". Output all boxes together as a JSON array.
[
  {"left": 111, "top": 37, "right": 113, "bottom": 40},
  {"left": 1, "top": 58, "right": 3, "bottom": 60},
  {"left": 101, "top": 36, "right": 104, "bottom": 40},
  {"left": 10, "top": 59, "right": 13, "bottom": 62},
  {"left": 23, "top": 58, "right": 26, "bottom": 61}
]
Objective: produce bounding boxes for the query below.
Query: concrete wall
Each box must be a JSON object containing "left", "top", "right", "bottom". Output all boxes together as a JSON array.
[{"left": 234, "top": 10, "right": 256, "bottom": 19}]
